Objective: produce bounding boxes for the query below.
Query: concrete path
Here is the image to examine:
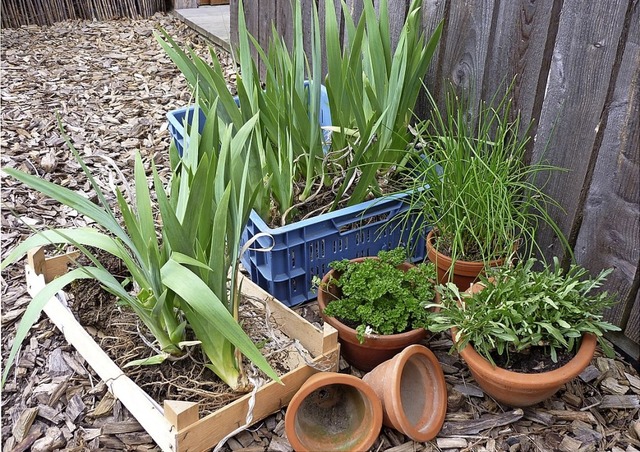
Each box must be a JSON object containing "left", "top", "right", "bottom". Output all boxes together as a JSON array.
[{"left": 173, "top": 5, "right": 231, "bottom": 51}]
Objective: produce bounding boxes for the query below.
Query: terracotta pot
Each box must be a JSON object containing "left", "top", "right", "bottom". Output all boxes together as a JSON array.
[
  {"left": 317, "top": 258, "right": 428, "bottom": 371},
  {"left": 362, "top": 344, "right": 447, "bottom": 441},
  {"left": 426, "top": 229, "right": 505, "bottom": 290},
  {"left": 284, "top": 372, "right": 383, "bottom": 452},
  {"left": 452, "top": 282, "right": 598, "bottom": 407}
]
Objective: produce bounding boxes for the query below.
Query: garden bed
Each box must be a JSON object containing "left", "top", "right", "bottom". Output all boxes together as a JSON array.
[{"left": 21, "top": 247, "right": 338, "bottom": 452}]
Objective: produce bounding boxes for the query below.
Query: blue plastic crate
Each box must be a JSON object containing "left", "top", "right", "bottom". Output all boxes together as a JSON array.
[
  {"left": 167, "top": 82, "right": 332, "bottom": 156},
  {"left": 240, "top": 196, "right": 429, "bottom": 307}
]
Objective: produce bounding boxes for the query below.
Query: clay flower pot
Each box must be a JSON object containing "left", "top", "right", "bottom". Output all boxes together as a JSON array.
[
  {"left": 317, "top": 258, "right": 428, "bottom": 371},
  {"left": 456, "top": 330, "right": 597, "bottom": 407},
  {"left": 426, "top": 229, "right": 505, "bottom": 290},
  {"left": 362, "top": 344, "right": 447, "bottom": 441},
  {"left": 452, "top": 282, "right": 598, "bottom": 407},
  {"left": 284, "top": 372, "right": 383, "bottom": 452}
]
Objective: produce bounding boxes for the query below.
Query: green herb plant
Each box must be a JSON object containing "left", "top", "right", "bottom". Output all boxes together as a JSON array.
[
  {"left": 428, "top": 258, "right": 621, "bottom": 365},
  {"left": 400, "top": 85, "right": 569, "bottom": 267},
  {"left": 316, "top": 247, "right": 436, "bottom": 343},
  {"left": 1, "top": 107, "right": 280, "bottom": 391},
  {"left": 156, "top": 0, "right": 442, "bottom": 226}
]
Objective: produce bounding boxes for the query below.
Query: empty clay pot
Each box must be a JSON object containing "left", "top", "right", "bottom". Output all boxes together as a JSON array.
[
  {"left": 285, "top": 372, "right": 383, "bottom": 452},
  {"left": 362, "top": 344, "right": 447, "bottom": 441}
]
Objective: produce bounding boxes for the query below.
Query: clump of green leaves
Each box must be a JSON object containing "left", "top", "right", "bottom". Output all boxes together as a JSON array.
[
  {"left": 429, "top": 258, "right": 621, "bottom": 365},
  {"left": 1, "top": 108, "right": 280, "bottom": 391},
  {"left": 319, "top": 247, "right": 436, "bottom": 342},
  {"left": 400, "top": 84, "right": 568, "bottom": 266},
  {"left": 157, "top": 0, "right": 442, "bottom": 226}
]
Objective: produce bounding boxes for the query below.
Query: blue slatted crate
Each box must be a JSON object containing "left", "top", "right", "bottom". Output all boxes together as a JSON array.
[{"left": 239, "top": 197, "right": 428, "bottom": 307}]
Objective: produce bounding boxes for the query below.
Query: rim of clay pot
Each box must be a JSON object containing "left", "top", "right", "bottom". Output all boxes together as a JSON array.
[
  {"left": 426, "top": 229, "right": 505, "bottom": 277},
  {"left": 454, "top": 327, "right": 597, "bottom": 386},
  {"left": 284, "top": 372, "right": 383, "bottom": 452},
  {"left": 317, "top": 258, "right": 427, "bottom": 347},
  {"left": 365, "top": 344, "right": 447, "bottom": 441},
  {"left": 453, "top": 282, "right": 597, "bottom": 388}
]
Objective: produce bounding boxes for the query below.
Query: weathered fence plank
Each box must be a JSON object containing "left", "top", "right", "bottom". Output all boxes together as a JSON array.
[
  {"left": 432, "top": 0, "right": 496, "bottom": 119},
  {"left": 529, "top": 0, "right": 629, "bottom": 262},
  {"left": 574, "top": 0, "right": 639, "bottom": 333},
  {"left": 481, "top": 0, "right": 557, "bottom": 134}
]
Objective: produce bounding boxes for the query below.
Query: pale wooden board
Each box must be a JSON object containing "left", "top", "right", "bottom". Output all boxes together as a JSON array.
[
  {"left": 529, "top": 0, "right": 629, "bottom": 260},
  {"left": 176, "top": 347, "right": 339, "bottom": 451},
  {"left": 574, "top": 1, "right": 639, "bottom": 332},
  {"left": 25, "top": 266, "right": 176, "bottom": 452}
]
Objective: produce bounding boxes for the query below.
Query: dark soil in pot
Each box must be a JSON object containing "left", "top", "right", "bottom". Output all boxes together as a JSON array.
[{"left": 490, "top": 346, "right": 577, "bottom": 373}]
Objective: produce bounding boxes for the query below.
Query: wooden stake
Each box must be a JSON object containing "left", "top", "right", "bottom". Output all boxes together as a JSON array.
[{"left": 164, "top": 400, "right": 200, "bottom": 431}]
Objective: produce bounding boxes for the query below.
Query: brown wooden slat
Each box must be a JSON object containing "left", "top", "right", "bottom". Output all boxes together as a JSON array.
[
  {"left": 530, "top": 0, "right": 629, "bottom": 261},
  {"left": 481, "top": 0, "right": 555, "bottom": 132},
  {"left": 418, "top": 0, "right": 448, "bottom": 115},
  {"left": 430, "top": 0, "right": 495, "bottom": 119},
  {"left": 574, "top": 1, "right": 639, "bottom": 331}
]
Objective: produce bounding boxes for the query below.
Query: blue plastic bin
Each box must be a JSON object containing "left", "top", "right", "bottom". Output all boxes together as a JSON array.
[
  {"left": 240, "top": 197, "right": 428, "bottom": 307},
  {"left": 167, "top": 82, "right": 332, "bottom": 156}
]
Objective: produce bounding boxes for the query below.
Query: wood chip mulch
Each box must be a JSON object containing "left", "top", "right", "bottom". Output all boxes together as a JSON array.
[{"left": 1, "top": 14, "right": 639, "bottom": 452}]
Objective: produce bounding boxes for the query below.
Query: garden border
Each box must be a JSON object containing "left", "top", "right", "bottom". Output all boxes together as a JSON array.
[{"left": 24, "top": 248, "right": 339, "bottom": 452}]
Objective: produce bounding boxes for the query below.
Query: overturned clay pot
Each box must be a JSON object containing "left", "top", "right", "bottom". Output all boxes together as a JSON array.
[
  {"left": 285, "top": 372, "right": 383, "bottom": 452},
  {"left": 362, "top": 344, "right": 448, "bottom": 442}
]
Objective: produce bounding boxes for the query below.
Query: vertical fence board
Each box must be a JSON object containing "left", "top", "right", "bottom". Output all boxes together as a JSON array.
[
  {"left": 574, "top": 2, "right": 639, "bottom": 329},
  {"left": 417, "top": 0, "right": 447, "bottom": 116},
  {"left": 429, "top": 0, "right": 495, "bottom": 119},
  {"left": 385, "top": 0, "right": 409, "bottom": 52},
  {"left": 230, "top": 0, "right": 239, "bottom": 48},
  {"left": 276, "top": 0, "right": 294, "bottom": 52},
  {"left": 481, "top": 0, "right": 555, "bottom": 131},
  {"left": 625, "top": 291, "right": 640, "bottom": 343},
  {"left": 529, "top": 0, "right": 629, "bottom": 262}
]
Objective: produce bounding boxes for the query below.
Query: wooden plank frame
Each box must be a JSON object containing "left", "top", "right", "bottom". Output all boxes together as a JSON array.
[{"left": 25, "top": 248, "right": 339, "bottom": 452}]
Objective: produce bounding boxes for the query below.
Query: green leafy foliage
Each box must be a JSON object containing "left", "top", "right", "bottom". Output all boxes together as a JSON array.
[
  {"left": 429, "top": 258, "right": 621, "bottom": 365},
  {"left": 319, "top": 247, "right": 436, "bottom": 342},
  {"left": 1, "top": 110, "right": 280, "bottom": 390},
  {"left": 400, "top": 84, "right": 569, "bottom": 266},
  {"left": 156, "top": 0, "right": 442, "bottom": 226}
]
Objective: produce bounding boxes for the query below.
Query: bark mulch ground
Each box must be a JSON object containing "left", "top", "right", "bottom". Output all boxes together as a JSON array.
[{"left": 2, "top": 14, "right": 639, "bottom": 452}]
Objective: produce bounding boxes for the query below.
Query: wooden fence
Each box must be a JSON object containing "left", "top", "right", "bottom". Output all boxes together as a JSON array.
[
  {"left": 233, "top": 0, "right": 640, "bottom": 360},
  {"left": 0, "top": 0, "right": 169, "bottom": 28}
]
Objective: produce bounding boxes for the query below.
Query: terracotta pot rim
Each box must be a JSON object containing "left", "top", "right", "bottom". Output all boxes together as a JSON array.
[
  {"left": 426, "top": 229, "right": 506, "bottom": 271},
  {"left": 317, "top": 258, "right": 428, "bottom": 344},
  {"left": 384, "top": 344, "right": 448, "bottom": 440},
  {"left": 453, "top": 328, "right": 597, "bottom": 386},
  {"left": 285, "top": 372, "right": 383, "bottom": 452}
]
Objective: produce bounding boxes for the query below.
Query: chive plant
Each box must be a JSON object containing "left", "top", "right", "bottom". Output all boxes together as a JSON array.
[
  {"left": 400, "top": 85, "right": 569, "bottom": 265},
  {"left": 1, "top": 108, "right": 280, "bottom": 391}
]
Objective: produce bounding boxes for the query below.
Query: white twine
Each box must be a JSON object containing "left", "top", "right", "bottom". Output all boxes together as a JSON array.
[{"left": 213, "top": 369, "right": 264, "bottom": 452}]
